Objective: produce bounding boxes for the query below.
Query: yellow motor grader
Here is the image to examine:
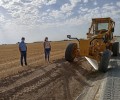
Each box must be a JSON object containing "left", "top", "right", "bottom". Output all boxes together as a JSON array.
[{"left": 65, "top": 17, "right": 119, "bottom": 72}]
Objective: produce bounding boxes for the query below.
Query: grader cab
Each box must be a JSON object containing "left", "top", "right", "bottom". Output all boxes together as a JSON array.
[{"left": 65, "top": 17, "right": 119, "bottom": 72}]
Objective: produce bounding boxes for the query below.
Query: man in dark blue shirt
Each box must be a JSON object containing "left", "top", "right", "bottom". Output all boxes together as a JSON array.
[{"left": 19, "top": 37, "right": 27, "bottom": 66}]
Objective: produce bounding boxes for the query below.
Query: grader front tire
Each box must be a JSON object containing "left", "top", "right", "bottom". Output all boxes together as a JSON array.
[
  {"left": 112, "top": 42, "right": 119, "bottom": 56},
  {"left": 98, "top": 50, "right": 111, "bottom": 73},
  {"left": 65, "top": 43, "right": 77, "bottom": 62}
]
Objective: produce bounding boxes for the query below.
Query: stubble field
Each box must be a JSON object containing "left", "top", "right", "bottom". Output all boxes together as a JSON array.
[{"left": 0, "top": 41, "right": 95, "bottom": 100}]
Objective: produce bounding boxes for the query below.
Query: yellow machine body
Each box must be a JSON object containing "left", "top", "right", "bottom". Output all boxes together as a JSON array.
[
  {"left": 78, "top": 17, "right": 115, "bottom": 62},
  {"left": 65, "top": 17, "right": 118, "bottom": 72},
  {"left": 79, "top": 40, "right": 90, "bottom": 56}
]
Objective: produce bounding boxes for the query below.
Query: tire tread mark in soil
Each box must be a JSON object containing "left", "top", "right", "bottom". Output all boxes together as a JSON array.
[{"left": 0, "top": 65, "right": 61, "bottom": 100}]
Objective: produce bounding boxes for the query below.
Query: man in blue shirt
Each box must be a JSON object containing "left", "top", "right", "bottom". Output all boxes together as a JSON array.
[{"left": 19, "top": 37, "right": 27, "bottom": 66}]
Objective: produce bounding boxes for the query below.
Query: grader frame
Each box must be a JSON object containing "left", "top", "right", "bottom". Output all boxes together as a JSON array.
[{"left": 65, "top": 17, "right": 119, "bottom": 72}]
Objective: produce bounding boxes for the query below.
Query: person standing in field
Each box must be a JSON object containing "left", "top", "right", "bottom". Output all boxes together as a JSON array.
[
  {"left": 44, "top": 37, "right": 51, "bottom": 63},
  {"left": 19, "top": 37, "right": 27, "bottom": 66}
]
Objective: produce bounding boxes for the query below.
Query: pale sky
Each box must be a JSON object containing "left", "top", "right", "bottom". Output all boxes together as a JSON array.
[{"left": 0, "top": 0, "right": 120, "bottom": 44}]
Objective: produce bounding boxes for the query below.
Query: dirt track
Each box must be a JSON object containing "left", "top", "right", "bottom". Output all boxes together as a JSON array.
[
  {"left": 0, "top": 41, "right": 102, "bottom": 100},
  {"left": 0, "top": 57, "right": 96, "bottom": 100}
]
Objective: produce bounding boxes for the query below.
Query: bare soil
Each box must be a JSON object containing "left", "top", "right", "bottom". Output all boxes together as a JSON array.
[{"left": 0, "top": 41, "right": 100, "bottom": 100}]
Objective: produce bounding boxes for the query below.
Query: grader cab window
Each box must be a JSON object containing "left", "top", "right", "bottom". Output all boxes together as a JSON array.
[
  {"left": 94, "top": 23, "right": 108, "bottom": 34},
  {"left": 98, "top": 23, "right": 108, "bottom": 30}
]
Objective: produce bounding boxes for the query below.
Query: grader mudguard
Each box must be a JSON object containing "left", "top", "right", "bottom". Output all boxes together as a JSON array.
[{"left": 65, "top": 17, "right": 119, "bottom": 72}]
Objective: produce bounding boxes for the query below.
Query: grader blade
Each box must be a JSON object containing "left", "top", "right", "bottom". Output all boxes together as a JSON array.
[{"left": 85, "top": 57, "right": 98, "bottom": 70}]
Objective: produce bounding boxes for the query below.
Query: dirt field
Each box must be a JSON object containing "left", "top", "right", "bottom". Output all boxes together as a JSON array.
[
  {"left": 0, "top": 41, "right": 69, "bottom": 78},
  {"left": 0, "top": 41, "right": 98, "bottom": 100}
]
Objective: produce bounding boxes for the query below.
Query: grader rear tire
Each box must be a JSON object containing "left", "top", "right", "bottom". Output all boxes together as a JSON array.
[
  {"left": 65, "top": 43, "right": 77, "bottom": 62},
  {"left": 98, "top": 50, "right": 111, "bottom": 73},
  {"left": 112, "top": 42, "right": 119, "bottom": 56}
]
